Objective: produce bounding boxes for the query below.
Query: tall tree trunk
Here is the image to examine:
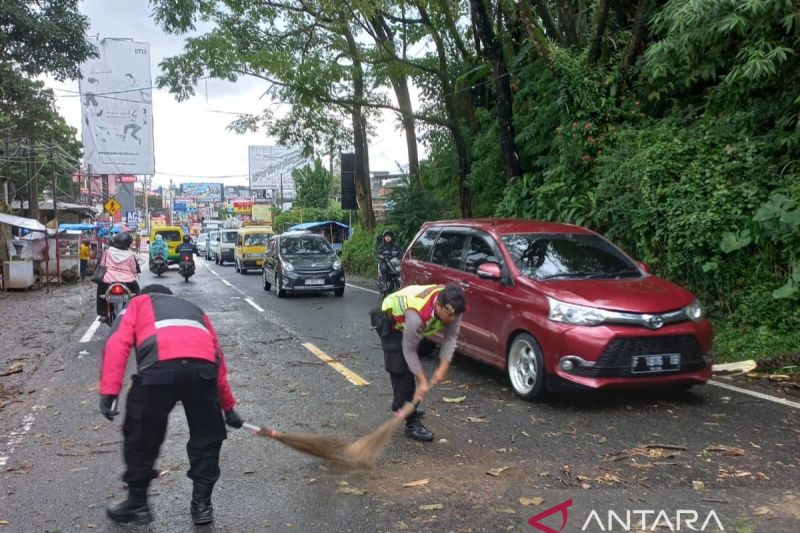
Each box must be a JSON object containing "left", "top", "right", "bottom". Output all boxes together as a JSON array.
[
  {"left": 619, "top": 0, "right": 648, "bottom": 94},
  {"left": 417, "top": 2, "right": 473, "bottom": 216},
  {"left": 587, "top": 0, "right": 611, "bottom": 66},
  {"left": 515, "top": 0, "right": 557, "bottom": 74},
  {"left": 370, "top": 14, "right": 421, "bottom": 184},
  {"left": 344, "top": 28, "right": 375, "bottom": 231},
  {"left": 470, "top": 0, "right": 522, "bottom": 182},
  {"left": 532, "top": 0, "right": 563, "bottom": 44},
  {"left": 558, "top": 0, "right": 579, "bottom": 46}
]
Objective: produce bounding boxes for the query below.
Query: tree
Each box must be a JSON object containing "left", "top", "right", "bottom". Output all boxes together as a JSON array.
[{"left": 293, "top": 159, "right": 332, "bottom": 209}]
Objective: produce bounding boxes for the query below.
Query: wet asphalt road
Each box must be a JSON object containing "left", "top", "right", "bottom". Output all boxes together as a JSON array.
[{"left": 0, "top": 256, "right": 798, "bottom": 532}]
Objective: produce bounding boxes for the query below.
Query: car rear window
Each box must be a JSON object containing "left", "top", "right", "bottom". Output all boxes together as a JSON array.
[
  {"left": 157, "top": 230, "right": 181, "bottom": 242},
  {"left": 221, "top": 231, "right": 237, "bottom": 243},
  {"left": 430, "top": 231, "right": 469, "bottom": 269},
  {"left": 280, "top": 236, "right": 332, "bottom": 255},
  {"left": 501, "top": 233, "right": 640, "bottom": 280},
  {"left": 409, "top": 228, "right": 440, "bottom": 261}
]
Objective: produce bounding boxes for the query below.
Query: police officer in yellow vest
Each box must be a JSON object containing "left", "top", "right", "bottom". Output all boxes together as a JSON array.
[{"left": 374, "top": 283, "right": 466, "bottom": 441}]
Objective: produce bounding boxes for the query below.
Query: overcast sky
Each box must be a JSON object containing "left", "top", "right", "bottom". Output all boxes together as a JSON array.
[{"left": 44, "top": 0, "right": 412, "bottom": 189}]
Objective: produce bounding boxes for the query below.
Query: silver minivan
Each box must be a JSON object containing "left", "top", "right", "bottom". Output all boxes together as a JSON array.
[{"left": 205, "top": 231, "right": 218, "bottom": 261}]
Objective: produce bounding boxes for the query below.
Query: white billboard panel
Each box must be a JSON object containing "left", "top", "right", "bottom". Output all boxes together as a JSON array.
[
  {"left": 80, "top": 38, "right": 155, "bottom": 174},
  {"left": 248, "top": 146, "right": 311, "bottom": 197}
]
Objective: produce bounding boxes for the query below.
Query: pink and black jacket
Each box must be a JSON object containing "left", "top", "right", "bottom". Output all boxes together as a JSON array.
[{"left": 100, "top": 293, "right": 236, "bottom": 411}]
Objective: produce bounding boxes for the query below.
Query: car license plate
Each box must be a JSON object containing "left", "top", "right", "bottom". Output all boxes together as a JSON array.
[
  {"left": 107, "top": 295, "right": 128, "bottom": 303},
  {"left": 631, "top": 353, "right": 681, "bottom": 374},
  {"left": 305, "top": 279, "right": 324, "bottom": 286}
]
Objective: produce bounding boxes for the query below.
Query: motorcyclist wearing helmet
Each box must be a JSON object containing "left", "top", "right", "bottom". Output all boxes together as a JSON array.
[
  {"left": 177, "top": 235, "right": 199, "bottom": 257},
  {"left": 377, "top": 229, "right": 403, "bottom": 284},
  {"left": 96, "top": 232, "right": 141, "bottom": 320},
  {"left": 149, "top": 234, "right": 169, "bottom": 264}
]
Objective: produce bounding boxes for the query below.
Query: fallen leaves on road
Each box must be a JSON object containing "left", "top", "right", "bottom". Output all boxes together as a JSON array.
[
  {"left": 0, "top": 362, "right": 23, "bottom": 377},
  {"left": 752, "top": 506, "right": 771, "bottom": 516},
  {"left": 519, "top": 497, "right": 544, "bottom": 506},
  {"left": 769, "top": 374, "right": 791, "bottom": 382},
  {"left": 0, "top": 520, "right": 9, "bottom": 526},
  {"left": 704, "top": 445, "right": 746, "bottom": 456},
  {"left": 692, "top": 481, "right": 705, "bottom": 491},
  {"left": 465, "top": 416, "right": 488, "bottom": 423},
  {"left": 336, "top": 487, "right": 367, "bottom": 495},
  {"left": 419, "top": 504, "right": 444, "bottom": 511},
  {"left": 442, "top": 396, "right": 466, "bottom": 403},
  {"left": 402, "top": 478, "right": 430, "bottom": 488},
  {"left": 487, "top": 466, "right": 510, "bottom": 477}
]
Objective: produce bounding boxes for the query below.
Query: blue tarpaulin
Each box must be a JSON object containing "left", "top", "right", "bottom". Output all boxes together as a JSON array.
[
  {"left": 58, "top": 223, "right": 96, "bottom": 231},
  {"left": 289, "top": 221, "right": 350, "bottom": 232},
  {"left": 287, "top": 221, "right": 350, "bottom": 250}
]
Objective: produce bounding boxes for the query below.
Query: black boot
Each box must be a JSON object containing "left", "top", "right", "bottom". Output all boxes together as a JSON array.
[
  {"left": 404, "top": 418, "right": 434, "bottom": 442},
  {"left": 190, "top": 482, "right": 215, "bottom": 525},
  {"left": 106, "top": 486, "right": 152, "bottom": 525}
]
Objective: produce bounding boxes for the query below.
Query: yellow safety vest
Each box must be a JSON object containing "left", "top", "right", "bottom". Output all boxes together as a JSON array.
[{"left": 381, "top": 284, "right": 444, "bottom": 336}]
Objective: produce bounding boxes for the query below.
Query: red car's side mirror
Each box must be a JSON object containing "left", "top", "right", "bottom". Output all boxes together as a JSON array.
[
  {"left": 477, "top": 262, "right": 502, "bottom": 280},
  {"left": 637, "top": 261, "right": 650, "bottom": 273}
]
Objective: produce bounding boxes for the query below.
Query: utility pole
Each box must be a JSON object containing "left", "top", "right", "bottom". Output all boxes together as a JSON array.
[{"left": 27, "top": 140, "right": 40, "bottom": 221}]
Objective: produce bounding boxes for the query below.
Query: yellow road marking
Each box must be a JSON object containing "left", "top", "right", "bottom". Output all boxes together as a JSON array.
[{"left": 302, "top": 342, "right": 370, "bottom": 386}]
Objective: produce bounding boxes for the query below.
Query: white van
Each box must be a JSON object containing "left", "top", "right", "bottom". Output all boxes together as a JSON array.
[{"left": 213, "top": 229, "right": 238, "bottom": 265}]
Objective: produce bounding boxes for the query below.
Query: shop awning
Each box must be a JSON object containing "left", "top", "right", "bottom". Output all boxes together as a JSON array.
[{"left": 0, "top": 212, "right": 48, "bottom": 232}]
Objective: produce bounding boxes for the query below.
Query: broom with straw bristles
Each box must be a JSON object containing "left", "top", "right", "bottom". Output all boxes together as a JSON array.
[{"left": 242, "top": 399, "right": 420, "bottom": 467}]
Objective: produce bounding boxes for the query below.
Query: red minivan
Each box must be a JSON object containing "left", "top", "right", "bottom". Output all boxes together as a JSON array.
[{"left": 401, "top": 219, "right": 713, "bottom": 400}]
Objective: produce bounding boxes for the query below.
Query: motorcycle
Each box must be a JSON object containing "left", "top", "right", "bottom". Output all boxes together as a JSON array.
[
  {"left": 179, "top": 252, "right": 195, "bottom": 282},
  {"left": 377, "top": 250, "right": 402, "bottom": 297},
  {"left": 102, "top": 282, "right": 133, "bottom": 325},
  {"left": 149, "top": 253, "right": 167, "bottom": 277}
]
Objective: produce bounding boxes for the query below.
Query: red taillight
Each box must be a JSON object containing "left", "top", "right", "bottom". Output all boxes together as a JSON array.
[
  {"left": 110, "top": 284, "right": 126, "bottom": 295},
  {"left": 183, "top": 255, "right": 191, "bottom": 261}
]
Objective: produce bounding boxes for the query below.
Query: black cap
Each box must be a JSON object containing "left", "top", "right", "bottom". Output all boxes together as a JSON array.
[
  {"left": 438, "top": 283, "right": 466, "bottom": 314},
  {"left": 140, "top": 284, "right": 173, "bottom": 295}
]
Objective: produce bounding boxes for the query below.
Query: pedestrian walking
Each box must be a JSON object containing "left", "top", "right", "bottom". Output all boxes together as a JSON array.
[
  {"left": 98, "top": 284, "right": 243, "bottom": 526},
  {"left": 371, "top": 283, "right": 466, "bottom": 441}
]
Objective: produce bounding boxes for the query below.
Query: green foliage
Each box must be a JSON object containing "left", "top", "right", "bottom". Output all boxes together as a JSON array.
[
  {"left": 384, "top": 178, "right": 453, "bottom": 246},
  {"left": 293, "top": 159, "right": 333, "bottom": 209},
  {"left": 341, "top": 225, "right": 384, "bottom": 277},
  {"left": 713, "top": 320, "right": 800, "bottom": 364}
]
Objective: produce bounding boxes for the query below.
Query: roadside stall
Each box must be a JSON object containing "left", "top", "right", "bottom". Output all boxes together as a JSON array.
[
  {"left": 0, "top": 213, "right": 48, "bottom": 290},
  {"left": 57, "top": 223, "right": 99, "bottom": 278}
]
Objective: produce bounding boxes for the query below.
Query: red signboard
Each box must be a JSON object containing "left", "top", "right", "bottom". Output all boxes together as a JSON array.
[{"left": 116, "top": 175, "right": 137, "bottom": 184}]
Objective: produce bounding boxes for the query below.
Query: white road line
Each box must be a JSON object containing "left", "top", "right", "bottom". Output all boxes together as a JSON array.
[
  {"left": 0, "top": 413, "right": 35, "bottom": 467},
  {"left": 221, "top": 279, "right": 233, "bottom": 287},
  {"left": 245, "top": 297, "right": 265, "bottom": 313},
  {"left": 708, "top": 380, "right": 800, "bottom": 410},
  {"left": 79, "top": 317, "right": 102, "bottom": 343},
  {"left": 346, "top": 283, "right": 380, "bottom": 295}
]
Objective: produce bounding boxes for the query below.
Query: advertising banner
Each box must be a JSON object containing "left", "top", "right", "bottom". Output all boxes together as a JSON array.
[
  {"left": 79, "top": 38, "right": 155, "bottom": 174},
  {"left": 248, "top": 146, "right": 311, "bottom": 197},
  {"left": 180, "top": 183, "right": 222, "bottom": 203}
]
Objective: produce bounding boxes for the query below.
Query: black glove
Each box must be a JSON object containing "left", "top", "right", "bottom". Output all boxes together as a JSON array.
[
  {"left": 99, "top": 395, "right": 119, "bottom": 421},
  {"left": 224, "top": 409, "right": 243, "bottom": 428}
]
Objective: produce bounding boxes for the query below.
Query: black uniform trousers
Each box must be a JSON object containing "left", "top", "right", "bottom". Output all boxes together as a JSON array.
[
  {"left": 122, "top": 359, "right": 226, "bottom": 489},
  {"left": 371, "top": 309, "right": 419, "bottom": 422}
]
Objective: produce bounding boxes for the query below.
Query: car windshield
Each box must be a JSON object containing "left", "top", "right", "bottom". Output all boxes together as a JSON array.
[
  {"left": 244, "top": 233, "right": 270, "bottom": 246},
  {"left": 501, "top": 233, "right": 640, "bottom": 280},
  {"left": 158, "top": 231, "right": 181, "bottom": 242},
  {"left": 281, "top": 236, "right": 332, "bottom": 255},
  {"left": 221, "top": 232, "right": 237, "bottom": 243}
]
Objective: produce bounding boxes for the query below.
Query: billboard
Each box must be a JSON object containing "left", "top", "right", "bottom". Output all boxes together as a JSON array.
[
  {"left": 248, "top": 146, "right": 311, "bottom": 197},
  {"left": 180, "top": 183, "right": 222, "bottom": 203},
  {"left": 79, "top": 38, "right": 155, "bottom": 175}
]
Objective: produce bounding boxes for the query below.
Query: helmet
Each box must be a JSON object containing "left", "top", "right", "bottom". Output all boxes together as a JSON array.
[
  {"left": 111, "top": 232, "right": 133, "bottom": 250},
  {"left": 182, "top": 235, "right": 191, "bottom": 243},
  {"left": 155, "top": 234, "right": 163, "bottom": 241},
  {"left": 382, "top": 229, "right": 394, "bottom": 239}
]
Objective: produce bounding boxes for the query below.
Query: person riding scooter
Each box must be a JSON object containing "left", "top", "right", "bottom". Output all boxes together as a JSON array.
[
  {"left": 177, "top": 235, "right": 199, "bottom": 256},
  {"left": 377, "top": 230, "right": 403, "bottom": 293},
  {"left": 149, "top": 235, "right": 169, "bottom": 265},
  {"left": 96, "top": 232, "right": 140, "bottom": 321}
]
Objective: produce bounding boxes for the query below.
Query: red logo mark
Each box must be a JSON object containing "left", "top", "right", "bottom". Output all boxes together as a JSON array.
[{"left": 528, "top": 499, "right": 573, "bottom": 533}]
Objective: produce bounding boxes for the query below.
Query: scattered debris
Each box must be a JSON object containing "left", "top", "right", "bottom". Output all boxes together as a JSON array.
[
  {"left": 419, "top": 504, "right": 444, "bottom": 511},
  {"left": 519, "top": 497, "right": 544, "bottom": 506},
  {"left": 581, "top": 483, "right": 592, "bottom": 490},
  {"left": 442, "top": 396, "right": 466, "bottom": 403},
  {"left": 752, "top": 506, "right": 771, "bottom": 516},
  {"left": 705, "top": 445, "right": 746, "bottom": 456},
  {"left": 0, "top": 362, "right": 23, "bottom": 377},
  {"left": 712, "top": 360, "right": 757, "bottom": 376},
  {"left": 645, "top": 443, "right": 687, "bottom": 451},
  {"left": 769, "top": 374, "right": 791, "bottom": 382},
  {"left": 692, "top": 481, "right": 705, "bottom": 491},
  {"left": 336, "top": 487, "right": 367, "bottom": 496},
  {"left": 465, "top": 416, "right": 488, "bottom": 423},
  {"left": 402, "top": 478, "right": 430, "bottom": 488},
  {"left": 487, "top": 466, "right": 510, "bottom": 477}
]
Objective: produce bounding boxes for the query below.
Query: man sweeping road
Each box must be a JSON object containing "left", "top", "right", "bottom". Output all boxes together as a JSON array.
[
  {"left": 98, "top": 284, "right": 243, "bottom": 526},
  {"left": 374, "top": 283, "right": 466, "bottom": 442}
]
